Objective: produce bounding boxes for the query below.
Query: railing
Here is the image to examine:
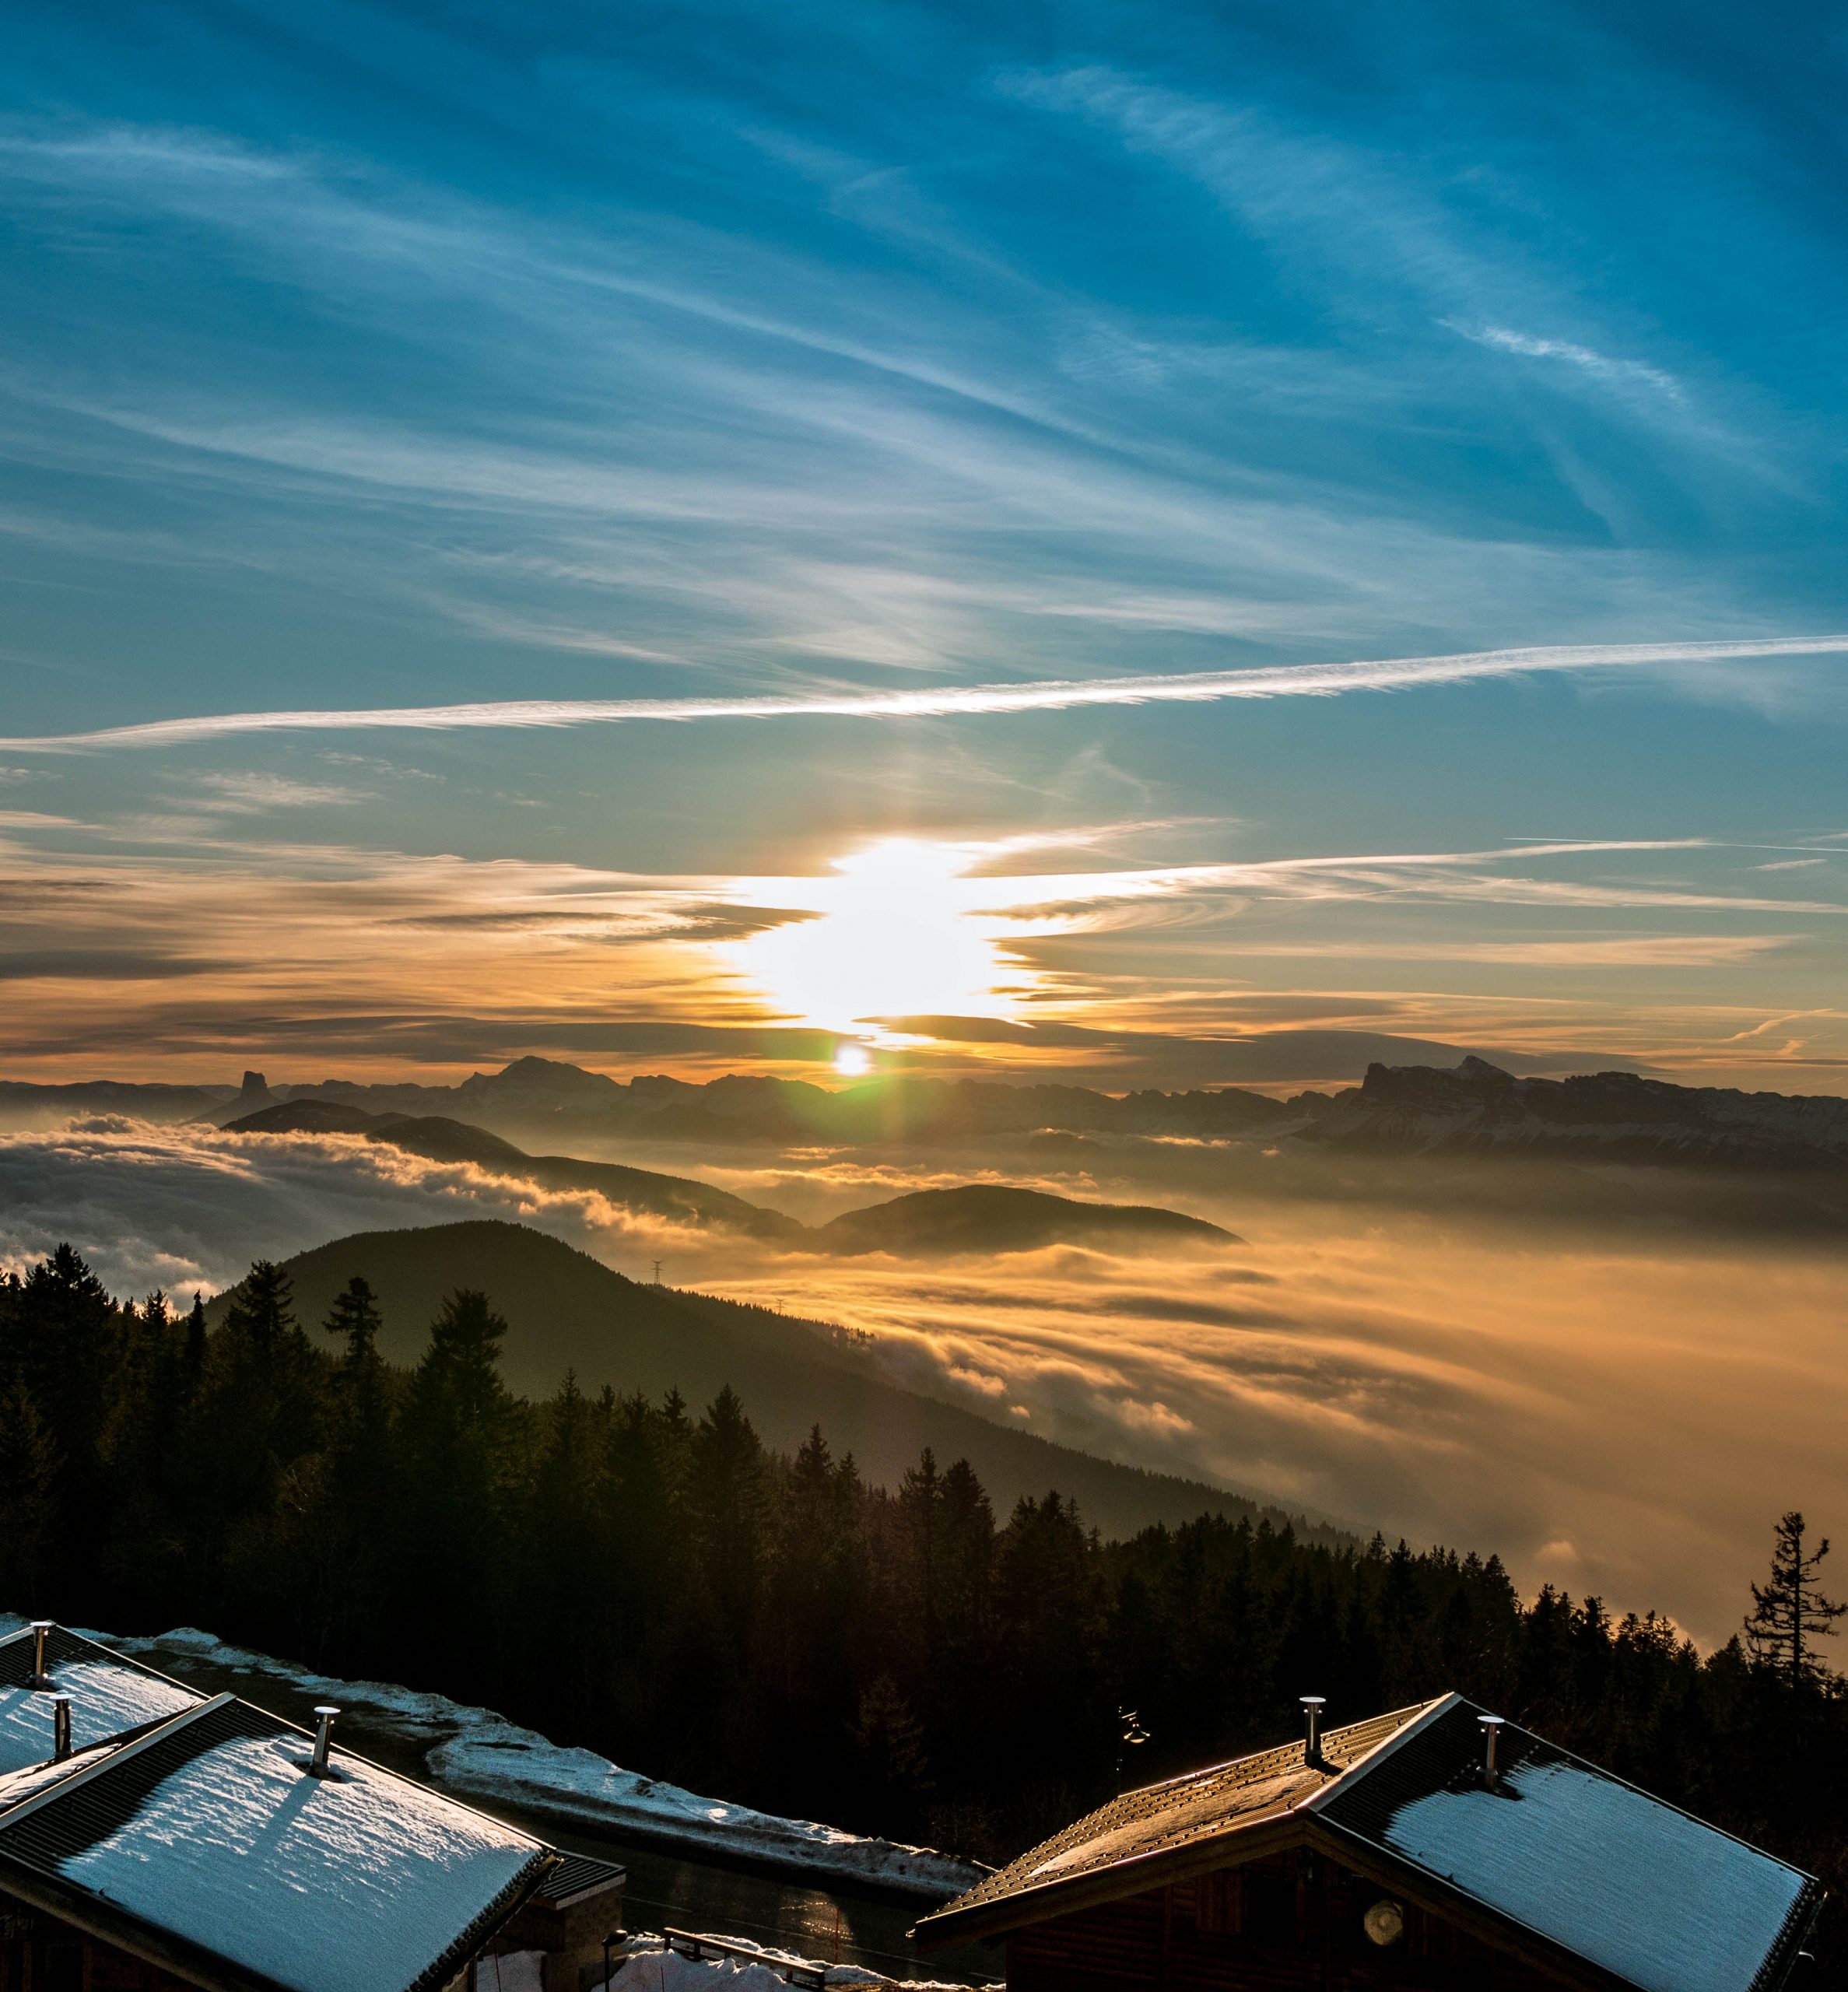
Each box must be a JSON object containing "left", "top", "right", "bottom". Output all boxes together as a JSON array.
[{"left": 661, "top": 1928, "right": 829, "bottom": 1990}]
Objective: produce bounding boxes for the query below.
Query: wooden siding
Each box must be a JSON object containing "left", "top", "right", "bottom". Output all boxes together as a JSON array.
[
  {"left": 1005, "top": 1852, "right": 1571, "bottom": 1992},
  {"left": 0, "top": 1893, "right": 197, "bottom": 1992}
]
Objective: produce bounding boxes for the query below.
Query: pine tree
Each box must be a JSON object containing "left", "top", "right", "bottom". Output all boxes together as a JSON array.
[
  {"left": 221, "top": 1260, "right": 299, "bottom": 1365},
  {"left": 412, "top": 1289, "right": 511, "bottom": 1436},
  {"left": 324, "top": 1275, "right": 384, "bottom": 1370},
  {"left": 396, "top": 1289, "right": 517, "bottom": 1685},
  {"left": 205, "top": 1259, "right": 324, "bottom": 1511},
  {"left": 9, "top": 1243, "right": 119, "bottom": 1527},
  {"left": 1745, "top": 1511, "right": 1846, "bottom": 1690},
  {"left": 323, "top": 1276, "right": 389, "bottom": 1444},
  {"left": 689, "top": 1385, "right": 769, "bottom": 1633}
]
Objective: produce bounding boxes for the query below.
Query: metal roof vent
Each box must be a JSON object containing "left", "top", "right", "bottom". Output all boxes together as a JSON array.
[
  {"left": 50, "top": 1694, "right": 71, "bottom": 1762},
  {"left": 29, "top": 1621, "right": 54, "bottom": 1689},
  {"left": 1301, "top": 1696, "right": 1327, "bottom": 1769},
  {"left": 1478, "top": 1713, "right": 1506, "bottom": 1790},
  {"left": 307, "top": 1705, "right": 342, "bottom": 1776}
]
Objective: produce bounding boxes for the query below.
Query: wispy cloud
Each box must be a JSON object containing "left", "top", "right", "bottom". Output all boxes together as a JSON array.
[
  {"left": 1446, "top": 322, "right": 1685, "bottom": 400},
  {"left": 3, "top": 634, "right": 1844, "bottom": 751},
  {"left": 0, "top": 812, "right": 1839, "bottom": 1084},
  {"left": 184, "top": 772, "right": 363, "bottom": 814},
  {"left": 1227, "top": 935, "right": 1794, "bottom": 968}
]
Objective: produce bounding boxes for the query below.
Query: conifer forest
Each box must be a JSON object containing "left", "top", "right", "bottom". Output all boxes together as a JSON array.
[{"left": 2, "top": 1243, "right": 1843, "bottom": 1966}]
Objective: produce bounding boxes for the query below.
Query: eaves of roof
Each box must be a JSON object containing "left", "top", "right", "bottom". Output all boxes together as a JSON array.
[{"left": 534, "top": 1850, "right": 627, "bottom": 1910}]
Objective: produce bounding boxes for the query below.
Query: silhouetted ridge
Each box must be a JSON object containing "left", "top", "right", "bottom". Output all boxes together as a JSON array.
[
  {"left": 221, "top": 1101, "right": 1238, "bottom": 1250},
  {"left": 251, "top": 1218, "right": 1313, "bottom": 1541},
  {"left": 1303, "top": 1057, "right": 1848, "bottom": 1168},
  {"left": 815, "top": 1183, "right": 1238, "bottom": 1255}
]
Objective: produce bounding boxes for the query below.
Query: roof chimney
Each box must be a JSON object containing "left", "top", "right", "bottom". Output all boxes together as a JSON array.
[
  {"left": 29, "top": 1620, "right": 54, "bottom": 1689},
  {"left": 308, "top": 1705, "right": 341, "bottom": 1776},
  {"left": 51, "top": 1694, "right": 72, "bottom": 1762},
  {"left": 1301, "top": 1696, "right": 1327, "bottom": 1768},
  {"left": 1478, "top": 1713, "right": 1506, "bottom": 1790}
]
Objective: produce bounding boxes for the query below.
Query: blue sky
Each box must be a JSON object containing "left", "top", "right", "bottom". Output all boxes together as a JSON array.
[{"left": 3, "top": 0, "right": 1847, "bottom": 1085}]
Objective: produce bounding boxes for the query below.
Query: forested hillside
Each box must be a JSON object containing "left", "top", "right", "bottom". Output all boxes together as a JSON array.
[
  {"left": 237, "top": 1219, "right": 1299, "bottom": 1540},
  {"left": 2, "top": 1243, "right": 1843, "bottom": 1973}
]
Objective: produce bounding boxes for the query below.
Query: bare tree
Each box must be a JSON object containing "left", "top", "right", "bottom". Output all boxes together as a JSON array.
[{"left": 1745, "top": 1511, "right": 1846, "bottom": 1689}]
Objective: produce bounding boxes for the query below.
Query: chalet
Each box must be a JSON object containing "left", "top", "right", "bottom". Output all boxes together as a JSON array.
[
  {"left": 913, "top": 1692, "right": 1823, "bottom": 1992},
  {"left": 0, "top": 1622, "right": 624, "bottom": 1992}
]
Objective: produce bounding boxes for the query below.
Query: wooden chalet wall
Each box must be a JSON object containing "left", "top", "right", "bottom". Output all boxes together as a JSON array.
[
  {"left": 0, "top": 1895, "right": 196, "bottom": 1992},
  {"left": 1004, "top": 1851, "right": 1569, "bottom": 1992}
]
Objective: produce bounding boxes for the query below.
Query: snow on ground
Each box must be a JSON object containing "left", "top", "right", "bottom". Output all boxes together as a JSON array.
[
  {"left": 479, "top": 1953, "right": 545, "bottom": 1992},
  {"left": 596, "top": 1933, "right": 970, "bottom": 1992},
  {"left": 87, "top": 1626, "right": 985, "bottom": 1897}
]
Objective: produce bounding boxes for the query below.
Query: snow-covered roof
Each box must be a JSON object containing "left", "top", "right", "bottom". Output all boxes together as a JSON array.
[
  {"left": 0, "top": 1622, "right": 202, "bottom": 1773},
  {"left": 0, "top": 1689, "right": 555, "bottom": 1992},
  {"left": 1314, "top": 1697, "right": 1820, "bottom": 1992},
  {"left": 917, "top": 1692, "right": 1822, "bottom": 1992}
]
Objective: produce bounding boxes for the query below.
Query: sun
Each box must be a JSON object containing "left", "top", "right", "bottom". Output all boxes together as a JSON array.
[{"left": 736, "top": 839, "right": 1013, "bottom": 1036}]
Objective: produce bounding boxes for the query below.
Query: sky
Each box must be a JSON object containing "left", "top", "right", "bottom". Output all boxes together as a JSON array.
[{"left": 5, "top": 0, "right": 1848, "bottom": 1089}]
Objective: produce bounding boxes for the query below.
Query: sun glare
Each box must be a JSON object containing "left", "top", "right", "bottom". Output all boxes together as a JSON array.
[{"left": 737, "top": 839, "right": 1015, "bottom": 1036}]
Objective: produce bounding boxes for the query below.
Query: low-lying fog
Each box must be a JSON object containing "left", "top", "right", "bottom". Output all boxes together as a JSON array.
[{"left": 2, "top": 1116, "right": 1839, "bottom": 1651}]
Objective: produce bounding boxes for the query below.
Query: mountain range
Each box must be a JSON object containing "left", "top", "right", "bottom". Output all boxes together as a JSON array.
[
  {"left": 220, "top": 1098, "right": 1236, "bottom": 1253},
  {"left": 223, "top": 1218, "right": 1334, "bottom": 1544},
  {"left": 228, "top": 1057, "right": 1303, "bottom": 1145},
  {"left": 11, "top": 1050, "right": 1848, "bottom": 1187},
  {"left": 219, "top": 1053, "right": 1848, "bottom": 1173}
]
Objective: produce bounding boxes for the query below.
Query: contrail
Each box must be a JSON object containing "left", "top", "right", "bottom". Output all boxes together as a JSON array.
[{"left": 3, "top": 633, "right": 1843, "bottom": 750}]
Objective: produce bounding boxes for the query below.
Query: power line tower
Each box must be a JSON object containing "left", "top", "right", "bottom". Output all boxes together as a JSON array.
[{"left": 652, "top": 1259, "right": 663, "bottom": 1287}]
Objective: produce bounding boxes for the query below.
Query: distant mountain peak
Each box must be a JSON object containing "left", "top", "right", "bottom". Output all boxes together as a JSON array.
[
  {"left": 817, "top": 1183, "right": 1239, "bottom": 1257},
  {"left": 458, "top": 1057, "right": 625, "bottom": 1099},
  {"left": 1315, "top": 1055, "right": 1848, "bottom": 1170}
]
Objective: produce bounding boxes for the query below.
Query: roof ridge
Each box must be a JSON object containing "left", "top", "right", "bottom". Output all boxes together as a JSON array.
[
  {"left": 1121, "top": 1695, "right": 1443, "bottom": 1803},
  {"left": 919, "top": 1698, "right": 1459, "bottom": 1938},
  {"left": 0, "top": 1622, "right": 208, "bottom": 1703},
  {"left": 0, "top": 1692, "right": 237, "bottom": 1837},
  {"left": 1299, "top": 1692, "right": 1460, "bottom": 1815}
]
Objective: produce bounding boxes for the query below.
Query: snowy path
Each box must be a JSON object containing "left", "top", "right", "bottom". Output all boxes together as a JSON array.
[{"left": 97, "top": 1626, "right": 986, "bottom": 1899}]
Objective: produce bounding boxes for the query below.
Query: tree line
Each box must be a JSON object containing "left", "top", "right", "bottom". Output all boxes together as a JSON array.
[{"left": 1, "top": 1245, "right": 1843, "bottom": 1973}]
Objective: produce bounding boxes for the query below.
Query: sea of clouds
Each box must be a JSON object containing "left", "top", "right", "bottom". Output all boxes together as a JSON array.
[{"left": 2, "top": 1119, "right": 1841, "bottom": 1650}]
